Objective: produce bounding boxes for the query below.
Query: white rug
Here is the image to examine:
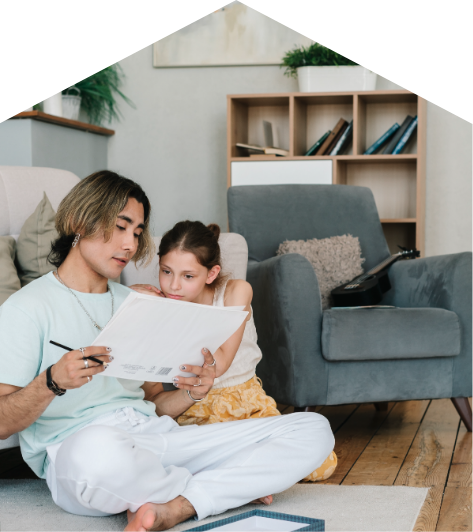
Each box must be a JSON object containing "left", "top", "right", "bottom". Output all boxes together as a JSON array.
[{"left": 0, "top": 480, "right": 428, "bottom": 531}]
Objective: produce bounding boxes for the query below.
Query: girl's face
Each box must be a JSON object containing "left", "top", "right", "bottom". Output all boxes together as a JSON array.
[{"left": 158, "top": 249, "right": 220, "bottom": 303}]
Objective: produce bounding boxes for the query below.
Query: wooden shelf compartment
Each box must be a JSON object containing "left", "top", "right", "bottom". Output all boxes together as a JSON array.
[
  {"left": 354, "top": 92, "right": 418, "bottom": 156},
  {"left": 228, "top": 95, "right": 290, "bottom": 158},
  {"left": 293, "top": 94, "right": 353, "bottom": 156},
  {"left": 335, "top": 160, "right": 417, "bottom": 219},
  {"left": 382, "top": 222, "right": 417, "bottom": 255}
]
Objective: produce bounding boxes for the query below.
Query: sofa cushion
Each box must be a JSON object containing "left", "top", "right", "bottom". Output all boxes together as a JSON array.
[
  {"left": 15, "top": 192, "right": 58, "bottom": 286},
  {"left": 0, "top": 236, "right": 21, "bottom": 305},
  {"left": 322, "top": 307, "right": 461, "bottom": 361},
  {"left": 277, "top": 234, "right": 365, "bottom": 309}
]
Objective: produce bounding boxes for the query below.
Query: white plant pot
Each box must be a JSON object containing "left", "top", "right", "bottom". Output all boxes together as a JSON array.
[
  {"left": 62, "top": 95, "right": 82, "bottom": 121},
  {"left": 297, "top": 66, "right": 377, "bottom": 93},
  {"left": 43, "top": 92, "right": 63, "bottom": 117}
]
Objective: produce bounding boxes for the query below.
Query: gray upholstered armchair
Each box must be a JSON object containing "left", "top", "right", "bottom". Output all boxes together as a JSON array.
[{"left": 227, "top": 185, "right": 472, "bottom": 430}]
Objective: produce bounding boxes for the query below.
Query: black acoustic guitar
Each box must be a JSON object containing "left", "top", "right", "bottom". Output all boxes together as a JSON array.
[{"left": 331, "top": 247, "right": 420, "bottom": 307}]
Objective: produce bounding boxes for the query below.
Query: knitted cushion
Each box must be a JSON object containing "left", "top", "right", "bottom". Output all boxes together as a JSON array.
[{"left": 277, "top": 235, "right": 365, "bottom": 309}]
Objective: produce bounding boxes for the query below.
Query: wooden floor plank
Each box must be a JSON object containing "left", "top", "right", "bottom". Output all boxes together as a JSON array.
[
  {"left": 394, "top": 399, "right": 461, "bottom": 532},
  {"left": 343, "top": 400, "right": 430, "bottom": 485},
  {"left": 448, "top": 422, "right": 472, "bottom": 488},
  {"left": 317, "top": 402, "right": 395, "bottom": 485},
  {"left": 436, "top": 487, "right": 472, "bottom": 532},
  {"left": 318, "top": 404, "right": 359, "bottom": 434}
]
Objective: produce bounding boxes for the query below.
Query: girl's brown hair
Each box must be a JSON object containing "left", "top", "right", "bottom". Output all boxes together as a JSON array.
[
  {"left": 158, "top": 220, "right": 227, "bottom": 289},
  {"left": 48, "top": 170, "right": 155, "bottom": 268}
]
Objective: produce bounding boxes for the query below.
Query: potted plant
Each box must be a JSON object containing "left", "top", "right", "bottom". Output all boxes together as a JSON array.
[
  {"left": 62, "top": 86, "right": 81, "bottom": 121},
  {"left": 281, "top": 42, "right": 377, "bottom": 92},
  {"left": 62, "top": 64, "right": 134, "bottom": 126}
]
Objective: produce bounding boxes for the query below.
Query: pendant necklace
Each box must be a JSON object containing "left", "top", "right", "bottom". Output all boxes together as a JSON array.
[{"left": 54, "top": 270, "right": 114, "bottom": 331}]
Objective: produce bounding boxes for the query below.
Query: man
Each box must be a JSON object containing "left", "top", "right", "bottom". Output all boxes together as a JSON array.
[{"left": 0, "top": 171, "right": 334, "bottom": 531}]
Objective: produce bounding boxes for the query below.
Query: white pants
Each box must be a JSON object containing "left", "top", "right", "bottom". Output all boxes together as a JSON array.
[{"left": 46, "top": 407, "right": 334, "bottom": 521}]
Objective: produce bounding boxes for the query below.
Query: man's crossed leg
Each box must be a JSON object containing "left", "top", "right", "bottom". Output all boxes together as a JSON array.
[{"left": 47, "top": 409, "right": 334, "bottom": 531}]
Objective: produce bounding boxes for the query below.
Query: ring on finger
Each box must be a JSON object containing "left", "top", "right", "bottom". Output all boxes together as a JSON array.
[
  {"left": 208, "top": 356, "right": 216, "bottom": 367},
  {"left": 79, "top": 347, "right": 86, "bottom": 356},
  {"left": 193, "top": 378, "right": 202, "bottom": 387},
  {"left": 84, "top": 358, "right": 89, "bottom": 369}
]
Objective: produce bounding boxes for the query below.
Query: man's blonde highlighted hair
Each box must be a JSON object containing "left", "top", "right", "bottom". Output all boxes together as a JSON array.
[{"left": 48, "top": 170, "right": 155, "bottom": 268}]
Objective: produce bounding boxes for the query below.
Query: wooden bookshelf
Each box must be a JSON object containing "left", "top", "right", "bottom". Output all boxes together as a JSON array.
[{"left": 227, "top": 90, "right": 426, "bottom": 256}]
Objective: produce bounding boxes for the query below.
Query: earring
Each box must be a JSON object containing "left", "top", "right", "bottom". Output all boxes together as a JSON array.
[{"left": 72, "top": 233, "right": 81, "bottom": 247}]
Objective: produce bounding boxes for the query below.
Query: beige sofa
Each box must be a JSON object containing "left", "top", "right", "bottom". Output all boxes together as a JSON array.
[{"left": 0, "top": 165, "right": 248, "bottom": 453}]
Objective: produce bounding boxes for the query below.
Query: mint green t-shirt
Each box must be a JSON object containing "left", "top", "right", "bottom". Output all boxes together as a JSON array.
[{"left": 0, "top": 272, "right": 157, "bottom": 478}]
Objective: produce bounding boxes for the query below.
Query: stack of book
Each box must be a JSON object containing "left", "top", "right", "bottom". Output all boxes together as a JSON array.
[
  {"left": 364, "top": 115, "right": 418, "bottom": 155},
  {"left": 305, "top": 118, "right": 353, "bottom": 156}
]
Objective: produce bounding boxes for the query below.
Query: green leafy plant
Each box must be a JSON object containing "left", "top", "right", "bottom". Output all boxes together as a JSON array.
[
  {"left": 63, "top": 64, "right": 134, "bottom": 126},
  {"left": 281, "top": 42, "right": 357, "bottom": 79}
]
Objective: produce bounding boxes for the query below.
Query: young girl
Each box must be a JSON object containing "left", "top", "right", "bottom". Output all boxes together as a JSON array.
[{"left": 131, "top": 220, "right": 337, "bottom": 482}]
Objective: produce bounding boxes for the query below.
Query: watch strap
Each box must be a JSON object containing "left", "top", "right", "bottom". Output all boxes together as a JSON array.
[{"left": 46, "top": 364, "right": 66, "bottom": 396}]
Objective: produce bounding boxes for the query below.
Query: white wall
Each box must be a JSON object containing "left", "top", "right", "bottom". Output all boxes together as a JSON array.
[
  {"left": 424, "top": 105, "right": 472, "bottom": 256},
  {"left": 108, "top": 46, "right": 298, "bottom": 237}
]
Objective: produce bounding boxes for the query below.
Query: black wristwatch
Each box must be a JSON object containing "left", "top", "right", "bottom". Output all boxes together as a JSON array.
[{"left": 46, "top": 364, "right": 66, "bottom": 396}]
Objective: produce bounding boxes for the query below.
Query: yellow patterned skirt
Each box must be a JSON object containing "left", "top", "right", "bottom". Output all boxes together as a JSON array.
[{"left": 176, "top": 375, "right": 337, "bottom": 482}]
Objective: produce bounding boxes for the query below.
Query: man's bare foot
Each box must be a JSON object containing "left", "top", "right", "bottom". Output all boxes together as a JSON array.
[
  {"left": 251, "top": 495, "right": 273, "bottom": 505},
  {"left": 125, "top": 495, "right": 195, "bottom": 531}
]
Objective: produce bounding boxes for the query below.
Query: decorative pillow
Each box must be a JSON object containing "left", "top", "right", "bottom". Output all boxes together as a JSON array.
[
  {"left": 15, "top": 192, "right": 58, "bottom": 286},
  {"left": 0, "top": 236, "right": 21, "bottom": 305},
  {"left": 277, "top": 234, "right": 365, "bottom": 309}
]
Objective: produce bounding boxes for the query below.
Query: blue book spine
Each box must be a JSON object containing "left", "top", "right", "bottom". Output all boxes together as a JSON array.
[
  {"left": 364, "top": 123, "right": 400, "bottom": 155},
  {"left": 392, "top": 116, "right": 418, "bottom": 154}
]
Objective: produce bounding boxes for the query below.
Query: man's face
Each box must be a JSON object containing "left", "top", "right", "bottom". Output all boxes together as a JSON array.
[{"left": 78, "top": 197, "right": 145, "bottom": 280}]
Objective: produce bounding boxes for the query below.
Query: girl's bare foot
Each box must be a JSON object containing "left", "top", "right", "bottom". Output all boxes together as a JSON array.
[{"left": 125, "top": 496, "right": 195, "bottom": 531}]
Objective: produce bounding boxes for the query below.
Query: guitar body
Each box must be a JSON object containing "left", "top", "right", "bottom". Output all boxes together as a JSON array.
[{"left": 331, "top": 270, "right": 391, "bottom": 307}]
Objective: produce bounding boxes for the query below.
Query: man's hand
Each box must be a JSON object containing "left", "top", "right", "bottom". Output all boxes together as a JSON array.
[
  {"left": 172, "top": 348, "right": 216, "bottom": 400},
  {"left": 51, "top": 346, "right": 112, "bottom": 390},
  {"left": 129, "top": 284, "right": 165, "bottom": 297}
]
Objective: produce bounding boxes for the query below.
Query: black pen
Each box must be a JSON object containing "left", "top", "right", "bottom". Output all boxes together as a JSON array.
[{"left": 49, "top": 340, "right": 105, "bottom": 365}]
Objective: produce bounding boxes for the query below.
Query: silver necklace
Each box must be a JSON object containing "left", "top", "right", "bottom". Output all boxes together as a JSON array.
[{"left": 54, "top": 270, "right": 114, "bottom": 331}]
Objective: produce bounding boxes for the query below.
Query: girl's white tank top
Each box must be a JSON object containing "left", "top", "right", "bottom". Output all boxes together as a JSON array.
[{"left": 211, "top": 280, "right": 262, "bottom": 389}]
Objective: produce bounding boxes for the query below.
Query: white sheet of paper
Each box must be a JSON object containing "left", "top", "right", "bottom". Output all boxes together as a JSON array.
[{"left": 91, "top": 292, "right": 248, "bottom": 382}]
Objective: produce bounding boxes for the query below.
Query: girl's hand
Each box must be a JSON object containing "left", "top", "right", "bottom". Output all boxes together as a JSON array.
[
  {"left": 172, "top": 348, "right": 216, "bottom": 400},
  {"left": 129, "top": 284, "right": 165, "bottom": 297}
]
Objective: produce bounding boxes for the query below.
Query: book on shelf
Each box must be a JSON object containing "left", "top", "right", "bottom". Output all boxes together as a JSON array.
[
  {"left": 316, "top": 118, "right": 349, "bottom": 155},
  {"left": 236, "top": 143, "right": 289, "bottom": 157},
  {"left": 330, "top": 120, "right": 353, "bottom": 155},
  {"left": 382, "top": 115, "right": 414, "bottom": 154},
  {"left": 305, "top": 131, "right": 330, "bottom": 156},
  {"left": 262, "top": 120, "right": 274, "bottom": 148},
  {"left": 364, "top": 123, "right": 400, "bottom": 155},
  {"left": 392, "top": 116, "right": 417, "bottom": 154}
]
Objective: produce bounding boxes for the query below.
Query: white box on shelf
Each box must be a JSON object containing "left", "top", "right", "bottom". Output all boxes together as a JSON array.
[{"left": 231, "top": 160, "right": 332, "bottom": 186}]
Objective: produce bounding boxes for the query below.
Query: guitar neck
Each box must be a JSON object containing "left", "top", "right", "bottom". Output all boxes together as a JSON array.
[
  {"left": 367, "top": 253, "right": 402, "bottom": 276},
  {"left": 349, "top": 253, "right": 402, "bottom": 285}
]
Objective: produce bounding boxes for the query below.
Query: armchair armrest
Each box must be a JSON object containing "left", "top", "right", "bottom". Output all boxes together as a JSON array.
[
  {"left": 383, "top": 252, "right": 472, "bottom": 397},
  {"left": 247, "top": 254, "right": 328, "bottom": 406}
]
